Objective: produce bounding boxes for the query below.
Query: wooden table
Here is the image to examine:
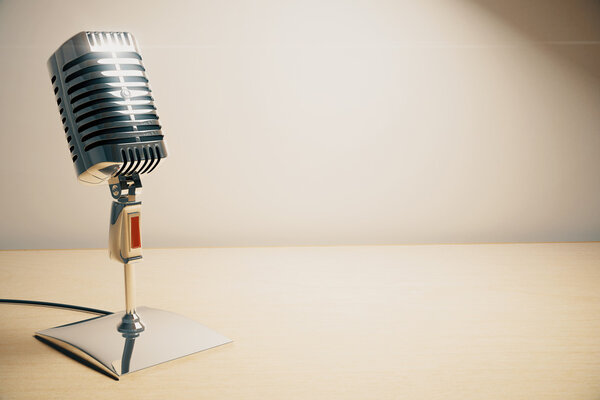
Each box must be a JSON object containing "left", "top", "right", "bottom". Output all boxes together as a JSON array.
[{"left": 1, "top": 243, "right": 599, "bottom": 399}]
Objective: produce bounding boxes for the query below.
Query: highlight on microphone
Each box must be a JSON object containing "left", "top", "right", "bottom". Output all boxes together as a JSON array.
[{"left": 48, "top": 31, "right": 167, "bottom": 184}]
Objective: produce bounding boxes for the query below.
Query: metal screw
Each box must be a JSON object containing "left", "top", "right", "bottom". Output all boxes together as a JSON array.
[{"left": 120, "top": 88, "right": 131, "bottom": 98}]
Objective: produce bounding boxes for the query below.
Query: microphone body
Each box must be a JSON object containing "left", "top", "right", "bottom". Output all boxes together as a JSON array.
[
  {"left": 39, "top": 32, "right": 231, "bottom": 377},
  {"left": 48, "top": 31, "right": 167, "bottom": 184}
]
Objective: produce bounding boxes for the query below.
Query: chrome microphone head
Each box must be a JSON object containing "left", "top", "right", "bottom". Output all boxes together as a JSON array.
[{"left": 48, "top": 31, "right": 167, "bottom": 184}]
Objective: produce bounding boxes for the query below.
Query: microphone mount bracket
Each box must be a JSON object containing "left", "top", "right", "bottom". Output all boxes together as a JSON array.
[{"left": 109, "top": 173, "right": 142, "bottom": 203}]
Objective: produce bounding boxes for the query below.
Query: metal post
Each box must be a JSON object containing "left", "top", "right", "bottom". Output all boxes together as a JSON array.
[{"left": 124, "top": 263, "right": 136, "bottom": 315}]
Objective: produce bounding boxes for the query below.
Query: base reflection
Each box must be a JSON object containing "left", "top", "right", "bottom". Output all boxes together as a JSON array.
[{"left": 117, "top": 311, "right": 145, "bottom": 375}]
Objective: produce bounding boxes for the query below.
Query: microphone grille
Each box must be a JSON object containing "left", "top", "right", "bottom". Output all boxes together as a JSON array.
[{"left": 48, "top": 32, "right": 167, "bottom": 184}]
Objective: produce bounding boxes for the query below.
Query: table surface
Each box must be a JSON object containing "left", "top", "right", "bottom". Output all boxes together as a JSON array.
[{"left": 1, "top": 243, "right": 599, "bottom": 399}]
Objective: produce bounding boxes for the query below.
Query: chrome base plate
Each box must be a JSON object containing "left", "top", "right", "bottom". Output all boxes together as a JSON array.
[{"left": 35, "top": 307, "right": 232, "bottom": 379}]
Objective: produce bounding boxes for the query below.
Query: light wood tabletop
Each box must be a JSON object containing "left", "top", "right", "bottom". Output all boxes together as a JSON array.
[{"left": 1, "top": 243, "right": 599, "bottom": 399}]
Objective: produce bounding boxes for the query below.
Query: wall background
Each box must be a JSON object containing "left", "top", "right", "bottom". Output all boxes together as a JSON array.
[{"left": 0, "top": 0, "right": 599, "bottom": 249}]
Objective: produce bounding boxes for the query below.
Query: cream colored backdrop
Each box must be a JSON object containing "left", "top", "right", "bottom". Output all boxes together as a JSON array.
[{"left": 0, "top": 0, "right": 599, "bottom": 249}]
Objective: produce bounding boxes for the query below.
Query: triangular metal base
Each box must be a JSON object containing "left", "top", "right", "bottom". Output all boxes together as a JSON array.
[{"left": 36, "top": 307, "right": 232, "bottom": 379}]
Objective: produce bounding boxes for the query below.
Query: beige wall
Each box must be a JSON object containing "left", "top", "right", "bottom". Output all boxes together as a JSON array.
[{"left": 0, "top": 0, "right": 599, "bottom": 249}]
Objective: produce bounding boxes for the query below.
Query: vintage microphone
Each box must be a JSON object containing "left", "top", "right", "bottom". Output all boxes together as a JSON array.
[
  {"left": 48, "top": 30, "right": 165, "bottom": 332},
  {"left": 37, "top": 32, "right": 230, "bottom": 379}
]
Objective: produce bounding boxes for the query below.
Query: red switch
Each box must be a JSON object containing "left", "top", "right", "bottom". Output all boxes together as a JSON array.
[{"left": 130, "top": 215, "right": 141, "bottom": 249}]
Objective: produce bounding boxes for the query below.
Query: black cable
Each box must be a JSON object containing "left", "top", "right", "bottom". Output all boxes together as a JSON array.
[{"left": 0, "top": 299, "right": 112, "bottom": 315}]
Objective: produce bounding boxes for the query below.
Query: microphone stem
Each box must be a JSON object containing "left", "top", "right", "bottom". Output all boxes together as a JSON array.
[
  {"left": 118, "top": 262, "right": 144, "bottom": 334},
  {"left": 124, "top": 263, "right": 136, "bottom": 315}
]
